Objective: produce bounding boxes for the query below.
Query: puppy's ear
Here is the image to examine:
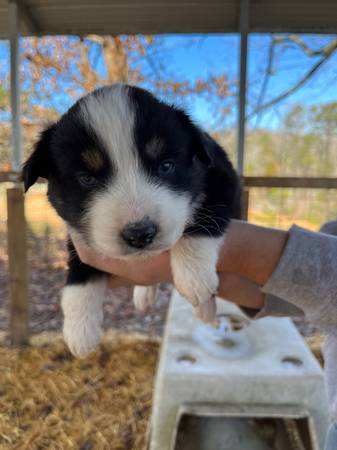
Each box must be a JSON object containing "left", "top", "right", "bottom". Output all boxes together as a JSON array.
[
  {"left": 174, "top": 107, "right": 214, "bottom": 167},
  {"left": 193, "top": 131, "right": 215, "bottom": 168},
  {"left": 22, "top": 124, "right": 55, "bottom": 192}
]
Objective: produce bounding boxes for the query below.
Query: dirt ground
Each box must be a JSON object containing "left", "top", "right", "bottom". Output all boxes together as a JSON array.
[{"left": 0, "top": 227, "right": 172, "bottom": 338}]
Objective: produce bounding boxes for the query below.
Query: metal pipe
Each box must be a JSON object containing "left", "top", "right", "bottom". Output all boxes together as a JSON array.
[
  {"left": 236, "top": 0, "right": 250, "bottom": 176},
  {"left": 9, "top": 0, "right": 22, "bottom": 172}
]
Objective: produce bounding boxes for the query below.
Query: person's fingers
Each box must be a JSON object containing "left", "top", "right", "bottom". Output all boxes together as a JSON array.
[
  {"left": 107, "top": 275, "right": 135, "bottom": 289},
  {"left": 217, "top": 272, "right": 265, "bottom": 310},
  {"left": 72, "top": 230, "right": 263, "bottom": 311},
  {"left": 72, "top": 239, "right": 111, "bottom": 271},
  {"left": 72, "top": 237, "right": 172, "bottom": 285}
]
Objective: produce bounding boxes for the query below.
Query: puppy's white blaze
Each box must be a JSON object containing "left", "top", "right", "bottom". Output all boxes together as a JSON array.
[
  {"left": 81, "top": 84, "right": 136, "bottom": 175},
  {"left": 61, "top": 278, "right": 106, "bottom": 357}
]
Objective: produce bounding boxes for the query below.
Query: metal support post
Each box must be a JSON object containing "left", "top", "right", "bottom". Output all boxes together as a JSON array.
[
  {"left": 236, "top": 0, "right": 250, "bottom": 176},
  {"left": 9, "top": 0, "right": 22, "bottom": 172}
]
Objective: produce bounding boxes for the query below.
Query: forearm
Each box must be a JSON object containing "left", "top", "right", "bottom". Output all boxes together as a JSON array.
[
  {"left": 218, "top": 220, "right": 289, "bottom": 285},
  {"left": 220, "top": 220, "right": 337, "bottom": 331}
]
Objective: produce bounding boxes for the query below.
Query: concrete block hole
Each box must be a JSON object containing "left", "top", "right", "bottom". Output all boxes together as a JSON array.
[
  {"left": 281, "top": 356, "right": 304, "bottom": 368},
  {"left": 174, "top": 414, "right": 314, "bottom": 450},
  {"left": 176, "top": 354, "right": 197, "bottom": 365}
]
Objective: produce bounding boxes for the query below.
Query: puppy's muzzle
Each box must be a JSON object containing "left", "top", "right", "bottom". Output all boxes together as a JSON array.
[{"left": 121, "top": 219, "right": 158, "bottom": 249}]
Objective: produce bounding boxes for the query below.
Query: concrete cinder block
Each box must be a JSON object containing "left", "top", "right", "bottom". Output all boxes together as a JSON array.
[{"left": 149, "top": 291, "right": 329, "bottom": 450}]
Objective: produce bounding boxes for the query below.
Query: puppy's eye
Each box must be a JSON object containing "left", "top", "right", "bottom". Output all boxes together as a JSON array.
[
  {"left": 78, "top": 174, "right": 97, "bottom": 188},
  {"left": 158, "top": 161, "right": 175, "bottom": 176}
]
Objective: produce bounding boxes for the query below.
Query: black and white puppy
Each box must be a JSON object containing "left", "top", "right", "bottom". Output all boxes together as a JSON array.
[{"left": 23, "top": 84, "right": 241, "bottom": 357}]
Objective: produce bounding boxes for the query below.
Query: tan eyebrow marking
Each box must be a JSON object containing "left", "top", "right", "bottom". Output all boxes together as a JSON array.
[
  {"left": 145, "top": 137, "right": 164, "bottom": 158},
  {"left": 82, "top": 149, "right": 104, "bottom": 171}
]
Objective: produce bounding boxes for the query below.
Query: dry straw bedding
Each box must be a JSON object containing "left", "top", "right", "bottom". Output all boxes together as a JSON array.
[{"left": 0, "top": 335, "right": 159, "bottom": 450}]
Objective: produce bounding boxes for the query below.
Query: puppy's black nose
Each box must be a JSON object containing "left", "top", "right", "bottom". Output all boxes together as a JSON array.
[{"left": 121, "top": 221, "right": 158, "bottom": 249}]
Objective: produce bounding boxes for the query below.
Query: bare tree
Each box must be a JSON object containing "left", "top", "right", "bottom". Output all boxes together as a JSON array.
[{"left": 18, "top": 35, "right": 232, "bottom": 123}]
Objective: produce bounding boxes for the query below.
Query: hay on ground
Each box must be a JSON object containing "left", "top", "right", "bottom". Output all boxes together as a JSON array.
[{"left": 0, "top": 335, "right": 159, "bottom": 450}]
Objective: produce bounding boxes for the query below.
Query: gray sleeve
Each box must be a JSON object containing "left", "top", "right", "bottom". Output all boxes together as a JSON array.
[
  {"left": 256, "top": 222, "right": 337, "bottom": 426},
  {"left": 241, "top": 294, "right": 304, "bottom": 319},
  {"left": 261, "top": 224, "right": 337, "bottom": 334},
  {"left": 324, "top": 334, "right": 337, "bottom": 423},
  {"left": 257, "top": 294, "right": 304, "bottom": 317}
]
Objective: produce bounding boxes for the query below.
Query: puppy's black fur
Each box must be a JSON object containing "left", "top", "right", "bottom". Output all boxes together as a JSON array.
[{"left": 23, "top": 85, "right": 241, "bottom": 289}]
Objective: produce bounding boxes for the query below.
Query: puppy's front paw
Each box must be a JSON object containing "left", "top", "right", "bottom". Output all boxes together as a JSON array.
[
  {"left": 194, "top": 296, "right": 217, "bottom": 324},
  {"left": 171, "top": 236, "right": 223, "bottom": 323},
  {"left": 61, "top": 282, "right": 105, "bottom": 357},
  {"left": 174, "top": 268, "right": 219, "bottom": 308},
  {"left": 133, "top": 285, "right": 158, "bottom": 311},
  {"left": 63, "top": 316, "right": 103, "bottom": 358}
]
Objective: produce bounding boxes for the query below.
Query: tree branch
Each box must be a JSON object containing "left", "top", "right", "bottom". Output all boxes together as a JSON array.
[
  {"left": 273, "top": 35, "right": 337, "bottom": 57},
  {"left": 248, "top": 40, "right": 337, "bottom": 120}
]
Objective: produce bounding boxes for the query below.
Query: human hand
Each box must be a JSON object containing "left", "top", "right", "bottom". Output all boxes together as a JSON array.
[
  {"left": 74, "top": 242, "right": 172, "bottom": 288},
  {"left": 72, "top": 231, "right": 265, "bottom": 311}
]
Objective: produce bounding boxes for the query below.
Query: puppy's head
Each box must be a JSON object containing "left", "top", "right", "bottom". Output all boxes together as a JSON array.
[{"left": 23, "top": 84, "right": 212, "bottom": 259}]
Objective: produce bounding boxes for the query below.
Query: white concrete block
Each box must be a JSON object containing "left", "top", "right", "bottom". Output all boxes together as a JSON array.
[{"left": 149, "top": 291, "right": 329, "bottom": 450}]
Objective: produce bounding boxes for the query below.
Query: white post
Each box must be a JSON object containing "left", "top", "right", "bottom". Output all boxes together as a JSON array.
[
  {"left": 9, "top": 0, "right": 22, "bottom": 172},
  {"left": 236, "top": 0, "right": 250, "bottom": 176}
]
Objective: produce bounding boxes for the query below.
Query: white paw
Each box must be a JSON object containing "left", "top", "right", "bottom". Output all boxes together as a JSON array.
[
  {"left": 194, "top": 296, "right": 217, "bottom": 323},
  {"left": 171, "top": 236, "right": 222, "bottom": 323},
  {"left": 61, "top": 281, "right": 106, "bottom": 358},
  {"left": 63, "top": 316, "right": 103, "bottom": 358},
  {"left": 171, "top": 235, "right": 222, "bottom": 311},
  {"left": 174, "top": 268, "right": 219, "bottom": 308},
  {"left": 133, "top": 285, "right": 158, "bottom": 311}
]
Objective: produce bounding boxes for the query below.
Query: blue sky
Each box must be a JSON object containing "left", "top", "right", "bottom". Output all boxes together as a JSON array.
[
  {"left": 1, "top": 33, "right": 337, "bottom": 130},
  {"left": 158, "top": 34, "right": 337, "bottom": 129}
]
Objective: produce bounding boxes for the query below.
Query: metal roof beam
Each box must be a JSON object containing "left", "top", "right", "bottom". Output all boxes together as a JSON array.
[{"left": 15, "top": 0, "right": 40, "bottom": 34}]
